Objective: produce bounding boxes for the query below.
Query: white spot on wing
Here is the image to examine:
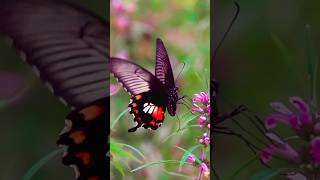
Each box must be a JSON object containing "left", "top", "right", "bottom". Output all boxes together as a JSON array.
[
  {"left": 143, "top": 103, "right": 148, "bottom": 107},
  {"left": 148, "top": 105, "right": 155, "bottom": 114},
  {"left": 143, "top": 105, "right": 150, "bottom": 113}
]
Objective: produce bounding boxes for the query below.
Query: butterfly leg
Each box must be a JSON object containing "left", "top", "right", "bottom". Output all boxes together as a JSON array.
[{"left": 213, "top": 126, "right": 258, "bottom": 153}]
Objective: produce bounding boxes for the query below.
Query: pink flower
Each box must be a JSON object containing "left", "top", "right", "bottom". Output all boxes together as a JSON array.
[
  {"left": 193, "top": 92, "right": 209, "bottom": 104},
  {"left": 111, "top": 0, "right": 126, "bottom": 14},
  {"left": 110, "top": 84, "right": 120, "bottom": 96},
  {"left": 264, "top": 97, "right": 313, "bottom": 130},
  {"left": 115, "top": 15, "right": 129, "bottom": 30},
  {"left": 192, "top": 104, "right": 204, "bottom": 114},
  {"left": 187, "top": 154, "right": 196, "bottom": 163},
  {"left": 197, "top": 116, "right": 206, "bottom": 127},
  {"left": 199, "top": 133, "right": 210, "bottom": 145},
  {"left": 259, "top": 133, "right": 301, "bottom": 164},
  {"left": 260, "top": 146, "right": 273, "bottom": 164},
  {"left": 310, "top": 137, "right": 320, "bottom": 166},
  {"left": 199, "top": 163, "right": 210, "bottom": 177}
]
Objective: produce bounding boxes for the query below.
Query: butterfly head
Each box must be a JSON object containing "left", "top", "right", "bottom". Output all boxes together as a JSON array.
[{"left": 168, "top": 87, "right": 179, "bottom": 116}]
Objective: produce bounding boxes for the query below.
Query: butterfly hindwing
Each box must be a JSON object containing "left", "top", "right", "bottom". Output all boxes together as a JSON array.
[
  {"left": 57, "top": 98, "right": 108, "bottom": 180},
  {"left": 128, "top": 92, "right": 166, "bottom": 132},
  {"left": 0, "top": 1, "right": 109, "bottom": 179}
]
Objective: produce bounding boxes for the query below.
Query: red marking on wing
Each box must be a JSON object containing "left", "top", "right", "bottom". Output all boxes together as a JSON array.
[
  {"left": 156, "top": 107, "right": 164, "bottom": 120},
  {"left": 76, "top": 152, "right": 91, "bottom": 166},
  {"left": 69, "top": 131, "right": 86, "bottom": 144},
  {"left": 149, "top": 120, "right": 155, "bottom": 126},
  {"left": 131, "top": 103, "right": 137, "bottom": 107},
  {"left": 135, "top": 95, "right": 142, "bottom": 100}
]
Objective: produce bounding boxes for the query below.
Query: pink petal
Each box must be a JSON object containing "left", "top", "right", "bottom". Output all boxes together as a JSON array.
[
  {"left": 310, "top": 137, "right": 320, "bottom": 166},
  {"left": 260, "top": 145, "right": 274, "bottom": 164},
  {"left": 264, "top": 113, "right": 299, "bottom": 129},
  {"left": 110, "top": 84, "right": 120, "bottom": 96},
  {"left": 290, "top": 97, "right": 312, "bottom": 125},
  {"left": 270, "top": 102, "right": 292, "bottom": 114},
  {"left": 286, "top": 172, "right": 307, "bottom": 180},
  {"left": 265, "top": 133, "right": 301, "bottom": 163}
]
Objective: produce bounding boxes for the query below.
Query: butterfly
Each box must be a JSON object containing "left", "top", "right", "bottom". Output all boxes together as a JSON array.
[
  {"left": 110, "top": 38, "right": 179, "bottom": 132},
  {"left": 0, "top": 0, "right": 108, "bottom": 179}
]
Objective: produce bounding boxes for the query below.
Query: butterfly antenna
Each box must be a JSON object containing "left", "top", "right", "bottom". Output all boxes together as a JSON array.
[
  {"left": 175, "top": 62, "right": 186, "bottom": 82},
  {"left": 212, "top": 1, "right": 240, "bottom": 61}
]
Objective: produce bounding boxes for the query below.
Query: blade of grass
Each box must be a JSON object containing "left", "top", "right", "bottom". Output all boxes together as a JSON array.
[
  {"left": 114, "top": 142, "right": 146, "bottom": 160},
  {"left": 250, "top": 169, "right": 281, "bottom": 180},
  {"left": 305, "top": 24, "right": 319, "bottom": 109},
  {"left": 162, "top": 168, "right": 193, "bottom": 179},
  {"left": 111, "top": 108, "right": 129, "bottom": 129},
  {"left": 176, "top": 145, "right": 202, "bottom": 171},
  {"left": 227, "top": 155, "right": 258, "bottom": 180},
  {"left": 21, "top": 148, "right": 63, "bottom": 180},
  {"left": 130, "top": 160, "right": 192, "bottom": 172}
]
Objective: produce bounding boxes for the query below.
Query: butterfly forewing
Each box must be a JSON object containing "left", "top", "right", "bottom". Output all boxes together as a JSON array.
[
  {"left": 155, "top": 38, "right": 175, "bottom": 88},
  {"left": 0, "top": 0, "right": 109, "bottom": 108},
  {"left": 110, "top": 57, "right": 162, "bottom": 95}
]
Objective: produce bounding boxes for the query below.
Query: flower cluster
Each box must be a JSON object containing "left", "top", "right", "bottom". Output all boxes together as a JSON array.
[
  {"left": 187, "top": 154, "right": 210, "bottom": 178},
  {"left": 111, "top": 0, "right": 136, "bottom": 31},
  {"left": 260, "top": 96, "right": 320, "bottom": 178},
  {"left": 192, "top": 92, "right": 210, "bottom": 129},
  {"left": 184, "top": 92, "right": 210, "bottom": 179}
]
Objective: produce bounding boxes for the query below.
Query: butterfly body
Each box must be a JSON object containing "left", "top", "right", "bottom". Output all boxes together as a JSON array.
[{"left": 111, "top": 38, "right": 178, "bottom": 132}]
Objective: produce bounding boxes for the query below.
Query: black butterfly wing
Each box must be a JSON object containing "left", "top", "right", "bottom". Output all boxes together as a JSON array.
[
  {"left": 0, "top": 1, "right": 109, "bottom": 179},
  {"left": 0, "top": 0, "right": 108, "bottom": 108},
  {"left": 155, "top": 38, "right": 175, "bottom": 89},
  {"left": 110, "top": 57, "right": 162, "bottom": 95},
  {"left": 110, "top": 58, "right": 168, "bottom": 132}
]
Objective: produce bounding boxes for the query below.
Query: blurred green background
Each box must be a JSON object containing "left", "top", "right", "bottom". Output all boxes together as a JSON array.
[
  {"left": 213, "top": 0, "right": 320, "bottom": 179},
  {"left": 0, "top": 0, "right": 106, "bottom": 179},
  {"left": 110, "top": 0, "right": 210, "bottom": 179}
]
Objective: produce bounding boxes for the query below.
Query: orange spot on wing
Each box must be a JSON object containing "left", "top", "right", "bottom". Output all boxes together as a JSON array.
[
  {"left": 69, "top": 131, "right": 86, "bottom": 144},
  {"left": 133, "top": 110, "right": 139, "bottom": 114},
  {"left": 135, "top": 95, "right": 142, "bottom": 100},
  {"left": 80, "top": 105, "right": 104, "bottom": 121},
  {"left": 76, "top": 152, "right": 91, "bottom": 166},
  {"left": 131, "top": 103, "right": 137, "bottom": 107}
]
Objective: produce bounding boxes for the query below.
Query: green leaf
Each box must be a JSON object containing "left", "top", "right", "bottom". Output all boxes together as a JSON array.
[
  {"left": 111, "top": 108, "right": 129, "bottom": 129},
  {"left": 110, "top": 143, "right": 142, "bottom": 163},
  {"left": 176, "top": 145, "right": 202, "bottom": 171},
  {"left": 227, "top": 155, "right": 258, "bottom": 180},
  {"left": 305, "top": 24, "right": 319, "bottom": 109},
  {"left": 160, "top": 125, "right": 200, "bottom": 144},
  {"left": 249, "top": 169, "right": 281, "bottom": 180},
  {"left": 113, "top": 142, "right": 146, "bottom": 160},
  {"left": 130, "top": 160, "right": 188, "bottom": 173},
  {"left": 182, "top": 114, "right": 199, "bottom": 127},
  {"left": 21, "top": 148, "right": 63, "bottom": 180},
  {"left": 113, "top": 161, "right": 126, "bottom": 178},
  {"left": 161, "top": 168, "right": 193, "bottom": 179}
]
